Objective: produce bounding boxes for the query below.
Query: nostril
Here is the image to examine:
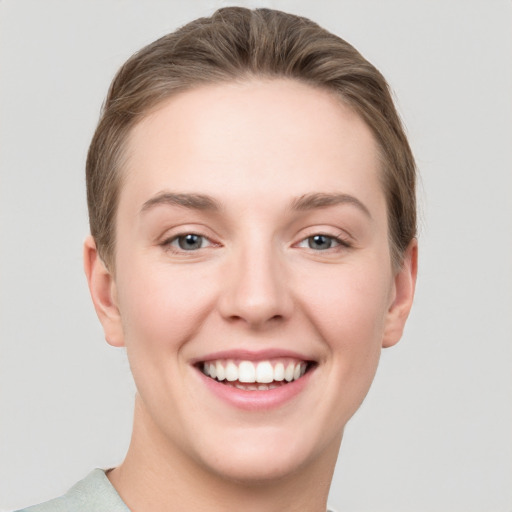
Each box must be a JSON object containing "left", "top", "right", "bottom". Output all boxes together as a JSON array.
[{"left": 223, "top": 311, "right": 286, "bottom": 328}]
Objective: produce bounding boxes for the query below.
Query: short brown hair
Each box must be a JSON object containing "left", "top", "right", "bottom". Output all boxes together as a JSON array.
[{"left": 86, "top": 7, "right": 416, "bottom": 269}]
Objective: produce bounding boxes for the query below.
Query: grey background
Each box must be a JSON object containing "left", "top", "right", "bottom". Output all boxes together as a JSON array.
[{"left": 1, "top": 0, "right": 511, "bottom": 510}]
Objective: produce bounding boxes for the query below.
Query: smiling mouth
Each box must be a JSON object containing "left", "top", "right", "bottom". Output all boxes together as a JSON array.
[{"left": 198, "top": 358, "right": 315, "bottom": 391}]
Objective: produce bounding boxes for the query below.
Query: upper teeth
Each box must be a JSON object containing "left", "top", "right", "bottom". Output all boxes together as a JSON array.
[{"left": 202, "top": 360, "right": 307, "bottom": 384}]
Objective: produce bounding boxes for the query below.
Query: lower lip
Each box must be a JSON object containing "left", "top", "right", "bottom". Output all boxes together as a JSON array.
[{"left": 196, "top": 367, "right": 314, "bottom": 411}]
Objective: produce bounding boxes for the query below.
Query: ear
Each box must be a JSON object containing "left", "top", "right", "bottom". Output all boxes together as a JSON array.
[
  {"left": 83, "top": 235, "right": 124, "bottom": 347},
  {"left": 382, "top": 239, "right": 418, "bottom": 348}
]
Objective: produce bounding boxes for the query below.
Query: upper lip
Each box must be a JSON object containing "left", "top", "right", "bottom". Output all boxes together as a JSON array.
[{"left": 191, "top": 348, "right": 316, "bottom": 365}]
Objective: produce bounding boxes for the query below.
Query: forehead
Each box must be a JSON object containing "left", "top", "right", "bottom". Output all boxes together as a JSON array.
[{"left": 120, "top": 79, "right": 384, "bottom": 217}]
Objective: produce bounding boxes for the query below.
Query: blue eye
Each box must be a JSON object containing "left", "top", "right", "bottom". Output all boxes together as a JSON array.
[
  {"left": 308, "top": 234, "right": 335, "bottom": 250},
  {"left": 297, "top": 234, "right": 348, "bottom": 251},
  {"left": 170, "top": 234, "right": 209, "bottom": 251}
]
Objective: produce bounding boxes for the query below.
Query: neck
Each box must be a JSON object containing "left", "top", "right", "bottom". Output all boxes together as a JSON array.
[{"left": 108, "top": 396, "right": 340, "bottom": 512}]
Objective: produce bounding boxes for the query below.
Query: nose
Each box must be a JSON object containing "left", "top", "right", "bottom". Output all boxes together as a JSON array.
[{"left": 218, "top": 241, "right": 294, "bottom": 328}]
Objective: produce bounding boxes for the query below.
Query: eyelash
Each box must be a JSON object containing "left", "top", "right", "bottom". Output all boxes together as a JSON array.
[
  {"left": 161, "top": 232, "right": 351, "bottom": 254},
  {"left": 296, "top": 233, "right": 351, "bottom": 251},
  {"left": 161, "top": 233, "right": 216, "bottom": 253}
]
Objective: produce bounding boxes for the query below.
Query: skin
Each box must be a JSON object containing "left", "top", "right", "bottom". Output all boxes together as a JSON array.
[{"left": 84, "top": 79, "right": 417, "bottom": 512}]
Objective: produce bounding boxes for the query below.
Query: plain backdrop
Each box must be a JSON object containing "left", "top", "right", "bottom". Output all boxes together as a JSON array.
[{"left": 1, "top": 1, "right": 511, "bottom": 510}]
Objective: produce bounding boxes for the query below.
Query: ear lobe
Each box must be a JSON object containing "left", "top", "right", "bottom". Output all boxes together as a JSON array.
[
  {"left": 83, "top": 236, "right": 124, "bottom": 347},
  {"left": 382, "top": 239, "right": 418, "bottom": 348}
]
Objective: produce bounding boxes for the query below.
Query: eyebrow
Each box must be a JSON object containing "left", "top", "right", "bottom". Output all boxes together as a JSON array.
[
  {"left": 140, "top": 191, "right": 371, "bottom": 218},
  {"left": 290, "top": 192, "right": 371, "bottom": 218},
  {"left": 141, "top": 192, "right": 221, "bottom": 213}
]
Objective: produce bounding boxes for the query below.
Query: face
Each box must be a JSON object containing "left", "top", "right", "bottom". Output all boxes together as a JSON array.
[{"left": 86, "top": 79, "right": 416, "bottom": 484}]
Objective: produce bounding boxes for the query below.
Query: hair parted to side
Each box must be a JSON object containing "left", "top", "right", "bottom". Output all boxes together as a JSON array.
[{"left": 86, "top": 6, "right": 416, "bottom": 270}]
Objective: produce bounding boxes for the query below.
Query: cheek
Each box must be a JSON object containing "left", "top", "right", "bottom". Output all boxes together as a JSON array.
[
  {"left": 115, "top": 256, "right": 218, "bottom": 354},
  {"left": 305, "top": 255, "right": 390, "bottom": 316},
  {"left": 296, "top": 258, "right": 392, "bottom": 362},
  {"left": 283, "top": 261, "right": 393, "bottom": 438}
]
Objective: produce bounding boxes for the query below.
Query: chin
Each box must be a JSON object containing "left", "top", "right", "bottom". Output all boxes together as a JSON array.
[
  {"left": 193, "top": 424, "right": 341, "bottom": 485},
  {"left": 202, "top": 448, "right": 309, "bottom": 485}
]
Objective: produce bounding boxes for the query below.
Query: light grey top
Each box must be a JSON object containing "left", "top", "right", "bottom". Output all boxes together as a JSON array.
[
  {"left": 16, "top": 468, "right": 337, "bottom": 511},
  {"left": 16, "top": 469, "right": 130, "bottom": 512}
]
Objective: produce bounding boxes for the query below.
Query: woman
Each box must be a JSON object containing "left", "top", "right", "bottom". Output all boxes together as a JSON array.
[{"left": 18, "top": 7, "right": 417, "bottom": 511}]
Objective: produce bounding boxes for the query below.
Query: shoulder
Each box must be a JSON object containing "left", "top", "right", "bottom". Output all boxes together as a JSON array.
[{"left": 14, "top": 469, "right": 130, "bottom": 512}]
